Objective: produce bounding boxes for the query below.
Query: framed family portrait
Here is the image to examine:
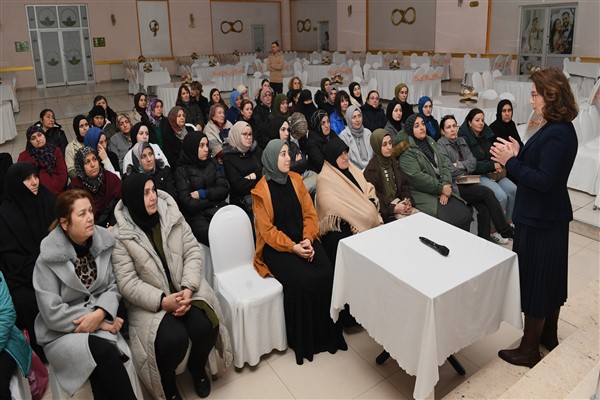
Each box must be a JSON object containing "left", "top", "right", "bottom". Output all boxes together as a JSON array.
[{"left": 547, "top": 6, "right": 576, "bottom": 55}]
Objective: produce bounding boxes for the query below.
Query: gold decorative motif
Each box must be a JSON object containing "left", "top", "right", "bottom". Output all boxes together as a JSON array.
[
  {"left": 296, "top": 19, "right": 311, "bottom": 33},
  {"left": 220, "top": 20, "right": 243, "bottom": 34},
  {"left": 391, "top": 7, "right": 416, "bottom": 26},
  {"left": 149, "top": 20, "right": 159, "bottom": 37}
]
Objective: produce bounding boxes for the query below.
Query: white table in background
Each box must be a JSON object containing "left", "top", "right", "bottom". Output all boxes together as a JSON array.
[
  {"left": 137, "top": 71, "right": 171, "bottom": 92},
  {"left": 368, "top": 67, "right": 421, "bottom": 102},
  {"left": 247, "top": 76, "right": 293, "bottom": 99},
  {"left": 305, "top": 64, "right": 338, "bottom": 84},
  {"left": 0, "top": 83, "right": 19, "bottom": 113},
  {"left": 157, "top": 81, "right": 216, "bottom": 113},
  {"left": 330, "top": 212, "right": 522, "bottom": 399},
  {"left": 0, "top": 101, "right": 18, "bottom": 144},
  {"left": 431, "top": 95, "right": 498, "bottom": 125},
  {"left": 463, "top": 58, "right": 491, "bottom": 85}
]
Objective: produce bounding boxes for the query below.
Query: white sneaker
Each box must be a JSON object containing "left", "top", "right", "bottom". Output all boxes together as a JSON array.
[{"left": 491, "top": 232, "right": 509, "bottom": 245}]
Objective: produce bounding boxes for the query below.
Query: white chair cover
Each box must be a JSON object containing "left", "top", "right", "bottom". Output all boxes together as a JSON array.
[
  {"left": 310, "top": 51, "right": 321, "bottom": 64},
  {"left": 300, "top": 70, "right": 308, "bottom": 86},
  {"left": 293, "top": 60, "right": 302, "bottom": 77},
  {"left": 332, "top": 52, "right": 346, "bottom": 64},
  {"left": 367, "top": 77, "right": 378, "bottom": 94},
  {"left": 482, "top": 70, "right": 494, "bottom": 90},
  {"left": 493, "top": 55, "right": 504, "bottom": 71},
  {"left": 471, "top": 72, "right": 484, "bottom": 93},
  {"left": 502, "top": 55, "right": 512, "bottom": 75},
  {"left": 363, "top": 63, "right": 372, "bottom": 81},
  {"left": 442, "top": 53, "right": 452, "bottom": 81},
  {"left": 208, "top": 205, "right": 287, "bottom": 368},
  {"left": 481, "top": 89, "right": 498, "bottom": 100},
  {"left": 499, "top": 92, "right": 516, "bottom": 102},
  {"left": 492, "top": 69, "right": 503, "bottom": 79},
  {"left": 352, "top": 64, "right": 363, "bottom": 81}
]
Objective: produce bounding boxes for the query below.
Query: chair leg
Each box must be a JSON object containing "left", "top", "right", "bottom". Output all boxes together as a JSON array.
[
  {"left": 447, "top": 355, "right": 465, "bottom": 375},
  {"left": 375, "top": 350, "right": 390, "bottom": 365}
]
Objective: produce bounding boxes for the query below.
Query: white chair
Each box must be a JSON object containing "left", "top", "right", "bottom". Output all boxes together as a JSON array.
[
  {"left": 352, "top": 63, "right": 363, "bottom": 81},
  {"left": 492, "top": 69, "right": 503, "bottom": 79},
  {"left": 482, "top": 70, "right": 494, "bottom": 90},
  {"left": 498, "top": 92, "right": 516, "bottom": 102},
  {"left": 372, "top": 62, "right": 381, "bottom": 70},
  {"left": 481, "top": 89, "right": 498, "bottom": 100},
  {"left": 471, "top": 72, "right": 484, "bottom": 93},
  {"left": 9, "top": 371, "right": 31, "bottom": 400},
  {"left": 363, "top": 63, "right": 372, "bottom": 81},
  {"left": 293, "top": 60, "right": 302, "bottom": 77},
  {"left": 300, "top": 70, "right": 308, "bottom": 86},
  {"left": 208, "top": 205, "right": 287, "bottom": 368},
  {"left": 367, "top": 77, "right": 378, "bottom": 94},
  {"left": 502, "top": 55, "right": 512, "bottom": 75},
  {"left": 493, "top": 55, "right": 504, "bottom": 71},
  {"left": 310, "top": 51, "right": 321, "bottom": 64},
  {"left": 332, "top": 51, "right": 345, "bottom": 64},
  {"left": 442, "top": 53, "right": 452, "bottom": 81},
  {"left": 412, "top": 67, "right": 427, "bottom": 100}
]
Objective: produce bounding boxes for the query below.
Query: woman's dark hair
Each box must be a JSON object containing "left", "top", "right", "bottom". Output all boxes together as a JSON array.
[
  {"left": 530, "top": 67, "right": 578, "bottom": 123},
  {"left": 134, "top": 92, "right": 146, "bottom": 108},
  {"left": 93, "top": 95, "right": 108, "bottom": 106},
  {"left": 288, "top": 76, "right": 302, "bottom": 91},
  {"left": 334, "top": 90, "right": 351, "bottom": 117},
  {"left": 440, "top": 115, "right": 457, "bottom": 131},
  {"left": 240, "top": 99, "right": 253, "bottom": 113},
  {"left": 49, "top": 188, "right": 94, "bottom": 231},
  {"left": 261, "top": 78, "right": 270, "bottom": 87},
  {"left": 366, "top": 90, "right": 379, "bottom": 103},
  {"left": 190, "top": 81, "right": 202, "bottom": 93},
  {"left": 464, "top": 108, "right": 485, "bottom": 125},
  {"left": 272, "top": 40, "right": 279, "bottom": 47},
  {"left": 177, "top": 85, "right": 190, "bottom": 101},
  {"left": 39, "top": 108, "right": 54, "bottom": 119}
]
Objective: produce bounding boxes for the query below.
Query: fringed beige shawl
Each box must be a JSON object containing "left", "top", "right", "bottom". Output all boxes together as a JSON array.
[{"left": 316, "top": 161, "right": 383, "bottom": 236}]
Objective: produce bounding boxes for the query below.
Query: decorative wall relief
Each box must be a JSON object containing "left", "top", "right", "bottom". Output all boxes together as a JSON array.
[
  {"left": 149, "top": 20, "right": 160, "bottom": 37},
  {"left": 391, "top": 7, "right": 416, "bottom": 26},
  {"left": 296, "top": 19, "right": 311, "bottom": 32},
  {"left": 220, "top": 20, "right": 243, "bottom": 34}
]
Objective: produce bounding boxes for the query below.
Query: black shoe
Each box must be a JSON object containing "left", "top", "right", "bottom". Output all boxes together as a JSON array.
[
  {"left": 194, "top": 371, "right": 211, "bottom": 398},
  {"left": 498, "top": 225, "right": 514, "bottom": 239}
]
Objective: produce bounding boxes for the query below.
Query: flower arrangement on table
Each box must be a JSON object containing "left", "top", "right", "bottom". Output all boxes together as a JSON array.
[
  {"left": 208, "top": 57, "right": 218, "bottom": 67},
  {"left": 321, "top": 55, "right": 331, "bottom": 65},
  {"left": 137, "top": 55, "right": 146, "bottom": 63},
  {"left": 143, "top": 63, "right": 153, "bottom": 73},
  {"left": 389, "top": 59, "right": 401, "bottom": 70},
  {"left": 459, "top": 85, "right": 478, "bottom": 103},
  {"left": 331, "top": 73, "right": 343, "bottom": 84},
  {"left": 191, "top": 52, "right": 199, "bottom": 60}
]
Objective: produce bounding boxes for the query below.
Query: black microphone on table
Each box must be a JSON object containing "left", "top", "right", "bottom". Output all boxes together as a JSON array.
[{"left": 419, "top": 236, "right": 450, "bottom": 257}]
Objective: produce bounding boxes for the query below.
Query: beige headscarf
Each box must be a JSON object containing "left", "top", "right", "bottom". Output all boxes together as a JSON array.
[{"left": 228, "top": 121, "right": 252, "bottom": 153}]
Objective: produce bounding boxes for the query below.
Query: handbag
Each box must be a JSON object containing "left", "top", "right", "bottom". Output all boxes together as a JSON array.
[
  {"left": 21, "top": 329, "right": 49, "bottom": 400},
  {"left": 487, "top": 169, "right": 507, "bottom": 182}
]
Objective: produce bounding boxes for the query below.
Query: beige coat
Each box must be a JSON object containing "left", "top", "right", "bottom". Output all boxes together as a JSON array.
[{"left": 112, "top": 191, "right": 232, "bottom": 399}]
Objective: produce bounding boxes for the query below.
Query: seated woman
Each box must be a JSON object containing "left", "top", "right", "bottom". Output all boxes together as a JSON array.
[
  {"left": 459, "top": 108, "right": 517, "bottom": 223},
  {"left": 190, "top": 81, "right": 211, "bottom": 122},
  {"left": 437, "top": 115, "right": 513, "bottom": 244},
  {"left": 69, "top": 147, "right": 122, "bottom": 229},
  {"left": 128, "top": 142, "right": 177, "bottom": 199},
  {"left": 237, "top": 99, "right": 257, "bottom": 135},
  {"left": 394, "top": 83, "right": 414, "bottom": 125},
  {"left": 364, "top": 129, "right": 417, "bottom": 222},
  {"left": 286, "top": 76, "right": 303, "bottom": 108},
  {"left": 163, "top": 106, "right": 194, "bottom": 168},
  {"left": 384, "top": 99, "right": 405, "bottom": 142},
  {"left": 314, "top": 77, "right": 331, "bottom": 110},
  {"left": 84, "top": 127, "right": 120, "bottom": 176},
  {"left": 34, "top": 109, "right": 68, "bottom": 156},
  {"left": 0, "top": 162, "right": 55, "bottom": 360},
  {"left": 208, "top": 88, "right": 228, "bottom": 111},
  {"left": 489, "top": 99, "right": 524, "bottom": 147},
  {"left": 417, "top": 96, "right": 440, "bottom": 140},
  {"left": 109, "top": 114, "right": 133, "bottom": 171},
  {"left": 254, "top": 79, "right": 270, "bottom": 103},
  {"left": 225, "top": 90, "right": 242, "bottom": 125},
  {"left": 329, "top": 90, "right": 350, "bottom": 135},
  {"left": 252, "top": 139, "right": 347, "bottom": 365},
  {"left": 339, "top": 105, "right": 373, "bottom": 170},
  {"left": 66, "top": 115, "right": 90, "bottom": 179},
  {"left": 131, "top": 92, "right": 147, "bottom": 124},
  {"left": 93, "top": 95, "right": 118, "bottom": 126},
  {"left": 18, "top": 125, "right": 67, "bottom": 195},
  {"left": 145, "top": 98, "right": 168, "bottom": 149},
  {"left": 252, "top": 88, "right": 273, "bottom": 149},
  {"left": 0, "top": 270, "right": 32, "bottom": 400},
  {"left": 360, "top": 90, "right": 387, "bottom": 131},
  {"left": 320, "top": 86, "right": 337, "bottom": 116},
  {"left": 305, "top": 110, "right": 333, "bottom": 173},
  {"left": 204, "top": 103, "right": 233, "bottom": 162},
  {"left": 222, "top": 122, "right": 263, "bottom": 218},
  {"left": 348, "top": 82, "right": 363, "bottom": 107},
  {"left": 294, "top": 89, "right": 318, "bottom": 125},
  {"left": 89, "top": 105, "right": 116, "bottom": 140},
  {"left": 112, "top": 175, "right": 232, "bottom": 399},
  {"left": 397, "top": 114, "right": 472, "bottom": 231},
  {"left": 34, "top": 189, "right": 137, "bottom": 399},
  {"left": 176, "top": 85, "right": 204, "bottom": 131},
  {"left": 174, "top": 132, "right": 228, "bottom": 245},
  {"left": 122, "top": 122, "right": 169, "bottom": 174},
  {"left": 268, "top": 93, "right": 290, "bottom": 120}
]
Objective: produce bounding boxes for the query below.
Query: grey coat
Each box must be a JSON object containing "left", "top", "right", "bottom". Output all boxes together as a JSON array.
[
  {"left": 436, "top": 136, "right": 477, "bottom": 179},
  {"left": 33, "top": 226, "right": 130, "bottom": 395},
  {"left": 112, "top": 191, "right": 232, "bottom": 399}
]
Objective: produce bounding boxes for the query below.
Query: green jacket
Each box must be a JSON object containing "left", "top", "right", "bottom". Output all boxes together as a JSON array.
[{"left": 398, "top": 136, "right": 458, "bottom": 216}]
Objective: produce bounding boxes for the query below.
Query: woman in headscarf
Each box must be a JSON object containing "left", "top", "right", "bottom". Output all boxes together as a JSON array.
[
  {"left": 294, "top": 89, "right": 318, "bottom": 125},
  {"left": 0, "top": 162, "right": 56, "bottom": 361},
  {"left": 176, "top": 85, "right": 204, "bottom": 132},
  {"left": 83, "top": 126, "right": 120, "bottom": 176},
  {"left": 489, "top": 99, "right": 524, "bottom": 147},
  {"left": 128, "top": 142, "right": 177, "bottom": 199},
  {"left": 361, "top": 90, "right": 387, "bottom": 131},
  {"left": 109, "top": 113, "right": 133, "bottom": 171},
  {"left": 204, "top": 103, "right": 233, "bottom": 163},
  {"left": 252, "top": 139, "right": 347, "bottom": 365},
  {"left": 305, "top": 110, "right": 332, "bottom": 173},
  {"left": 163, "top": 106, "right": 194, "bottom": 168},
  {"left": 69, "top": 146, "right": 122, "bottom": 229},
  {"left": 384, "top": 99, "right": 405, "bottom": 142},
  {"left": 252, "top": 87, "right": 274, "bottom": 149},
  {"left": 329, "top": 90, "right": 350, "bottom": 135},
  {"left": 17, "top": 125, "right": 67, "bottom": 195},
  {"left": 66, "top": 115, "right": 90, "bottom": 179},
  {"left": 339, "top": 105, "right": 373, "bottom": 169},
  {"left": 146, "top": 97, "right": 168, "bottom": 149},
  {"left": 174, "top": 132, "right": 229, "bottom": 245},
  {"left": 321, "top": 86, "right": 337, "bottom": 116},
  {"left": 394, "top": 83, "right": 414, "bottom": 124},
  {"left": 348, "top": 82, "right": 363, "bottom": 107},
  {"left": 34, "top": 108, "right": 68, "bottom": 156},
  {"left": 268, "top": 93, "right": 290, "bottom": 120},
  {"left": 122, "top": 121, "right": 169, "bottom": 175},
  {"left": 131, "top": 92, "right": 148, "bottom": 124},
  {"left": 208, "top": 88, "right": 228, "bottom": 111},
  {"left": 363, "top": 129, "right": 416, "bottom": 222},
  {"left": 314, "top": 77, "right": 331, "bottom": 110},
  {"left": 88, "top": 105, "right": 116, "bottom": 140},
  {"left": 93, "top": 95, "right": 118, "bottom": 126},
  {"left": 417, "top": 96, "right": 440, "bottom": 140},
  {"left": 397, "top": 114, "right": 472, "bottom": 230},
  {"left": 225, "top": 90, "right": 242, "bottom": 125},
  {"left": 222, "top": 121, "right": 263, "bottom": 218},
  {"left": 112, "top": 174, "right": 232, "bottom": 399}
]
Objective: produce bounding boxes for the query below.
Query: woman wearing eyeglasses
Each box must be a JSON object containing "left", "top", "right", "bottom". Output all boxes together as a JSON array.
[{"left": 360, "top": 90, "right": 387, "bottom": 131}]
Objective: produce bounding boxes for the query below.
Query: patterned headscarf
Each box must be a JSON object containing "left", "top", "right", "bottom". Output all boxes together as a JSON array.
[
  {"left": 25, "top": 125, "right": 57, "bottom": 174},
  {"left": 74, "top": 146, "right": 103, "bottom": 193},
  {"left": 146, "top": 97, "right": 163, "bottom": 126}
]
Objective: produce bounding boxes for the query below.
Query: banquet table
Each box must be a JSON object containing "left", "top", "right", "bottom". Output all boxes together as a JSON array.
[
  {"left": 367, "top": 68, "right": 441, "bottom": 102},
  {"left": 430, "top": 95, "right": 498, "bottom": 125},
  {"left": 305, "top": 64, "right": 338, "bottom": 84},
  {"left": 0, "top": 83, "right": 19, "bottom": 113},
  {"left": 157, "top": 81, "right": 216, "bottom": 114},
  {"left": 330, "top": 212, "right": 522, "bottom": 399},
  {"left": 463, "top": 58, "right": 491, "bottom": 85},
  {"left": 494, "top": 75, "right": 579, "bottom": 123},
  {"left": 0, "top": 101, "right": 18, "bottom": 144},
  {"left": 137, "top": 70, "right": 171, "bottom": 91}
]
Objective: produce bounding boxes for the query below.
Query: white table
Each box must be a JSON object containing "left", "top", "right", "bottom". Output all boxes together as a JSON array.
[
  {"left": 305, "top": 64, "right": 339, "bottom": 84},
  {"left": 139, "top": 61, "right": 161, "bottom": 71},
  {"left": 137, "top": 70, "right": 171, "bottom": 91},
  {"left": 330, "top": 213, "right": 522, "bottom": 399},
  {"left": 463, "top": 58, "right": 491, "bottom": 85},
  {"left": 156, "top": 81, "right": 216, "bottom": 114},
  {"left": 0, "top": 101, "right": 18, "bottom": 144},
  {"left": 430, "top": 95, "right": 498, "bottom": 126},
  {"left": 0, "top": 83, "right": 19, "bottom": 113},
  {"left": 494, "top": 75, "right": 579, "bottom": 124},
  {"left": 368, "top": 67, "right": 425, "bottom": 102}
]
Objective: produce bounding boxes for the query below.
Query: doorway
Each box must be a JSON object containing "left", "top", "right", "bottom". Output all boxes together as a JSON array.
[
  {"left": 252, "top": 25, "right": 266, "bottom": 54},
  {"left": 318, "top": 21, "right": 329, "bottom": 52}
]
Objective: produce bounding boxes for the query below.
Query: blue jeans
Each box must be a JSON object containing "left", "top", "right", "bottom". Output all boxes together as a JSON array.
[{"left": 479, "top": 175, "right": 516, "bottom": 222}]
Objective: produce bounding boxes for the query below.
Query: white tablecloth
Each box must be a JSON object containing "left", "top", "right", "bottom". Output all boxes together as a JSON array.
[
  {"left": 330, "top": 213, "right": 522, "bottom": 399},
  {"left": 494, "top": 75, "right": 579, "bottom": 124},
  {"left": 430, "top": 95, "right": 498, "bottom": 126},
  {"left": 368, "top": 68, "right": 441, "bottom": 103},
  {"left": 0, "top": 101, "right": 18, "bottom": 144},
  {"left": 305, "top": 64, "right": 338, "bottom": 84},
  {"left": 156, "top": 82, "right": 217, "bottom": 114},
  {"left": 137, "top": 71, "right": 171, "bottom": 91},
  {"left": 139, "top": 61, "right": 161, "bottom": 71},
  {"left": 0, "top": 83, "right": 19, "bottom": 113}
]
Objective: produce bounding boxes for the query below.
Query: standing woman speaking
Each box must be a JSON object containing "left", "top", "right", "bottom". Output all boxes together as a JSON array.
[{"left": 491, "top": 67, "right": 578, "bottom": 368}]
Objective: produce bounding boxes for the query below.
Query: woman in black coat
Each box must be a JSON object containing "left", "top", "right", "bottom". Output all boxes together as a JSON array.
[
  {"left": 360, "top": 90, "right": 387, "bottom": 131},
  {"left": 305, "top": 110, "right": 333, "bottom": 173},
  {"left": 128, "top": 142, "right": 177, "bottom": 200},
  {"left": 175, "top": 132, "right": 229, "bottom": 245}
]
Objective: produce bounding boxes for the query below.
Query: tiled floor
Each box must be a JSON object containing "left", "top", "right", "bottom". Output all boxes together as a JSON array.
[{"left": 3, "top": 80, "right": 598, "bottom": 399}]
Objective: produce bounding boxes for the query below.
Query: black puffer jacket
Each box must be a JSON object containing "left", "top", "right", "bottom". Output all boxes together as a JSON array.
[{"left": 221, "top": 142, "right": 263, "bottom": 207}]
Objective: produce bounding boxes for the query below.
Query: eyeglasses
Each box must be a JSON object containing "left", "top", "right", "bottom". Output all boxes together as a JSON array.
[
  {"left": 369, "top": 96, "right": 380, "bottom": 101},
  {"left": 530, "top": 91, "right": 539, "bottom": 99},
  {"left": 263, "top": 93, "right": 272, "bottom": 97},
  {"left": 242, "top": 132, "right": 253, "bottom": 137}
]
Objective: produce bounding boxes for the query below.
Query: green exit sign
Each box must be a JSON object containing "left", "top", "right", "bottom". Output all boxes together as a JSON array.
[{"left": 93, "top": 37, "right": 106, "bottom": 47}]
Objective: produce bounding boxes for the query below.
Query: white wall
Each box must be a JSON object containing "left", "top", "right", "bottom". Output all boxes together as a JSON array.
[
  {"left": 290, "top": 0, "right": 337, "bottom": 51},
  {"left": 335, "top": 0, "right": 366, "bottom": 51},
  {"left": 435, "top": 0, "right": 488, "bottom": 54}
]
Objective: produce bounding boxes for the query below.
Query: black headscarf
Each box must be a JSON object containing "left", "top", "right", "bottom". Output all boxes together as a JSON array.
[
  {"left": 72, "top": 115, "right": 88, "bottom": 143},
  {"left": 134, "top": 92, "right": 146, "bottom": 115},
  {"left": 295, "top": 90, "right": 317, "bottom": 122},
  {"left": 180, "top": 131, "right": 212, "bottom": 168},
  {"left": 386, "top": 99, "right": 403, "bottom": 132},
  {"left": 25, "top": 125, "right": 57, "bottom": 174},
  {"left": 348, "top": 82, "right": 363, "bottom": 105},
  {"left": 267, "top": 116, "right": 287, "bottom": 141},
  {"left": 121, "top": 174, "right": 159, "bottom": 230},
  {"left": 489, "top": 99, "right": 523, "bottom": 146},
  {"left": 130, "top": 121, "right": 157, "bottom": 147},
  {"left": 405, "top": 114, "right": 437, "bottom": 167},
  {"left": 325, "top": 137, "right": 362, "bottom": 190}
]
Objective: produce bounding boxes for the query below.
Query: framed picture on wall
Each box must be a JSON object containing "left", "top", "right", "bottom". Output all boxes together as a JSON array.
[
  {"left": 519, "top": 8, "right": 546, "bottom": 55},
  {"left": 548, "top": 6, "right": 576, "bottom": 55}
]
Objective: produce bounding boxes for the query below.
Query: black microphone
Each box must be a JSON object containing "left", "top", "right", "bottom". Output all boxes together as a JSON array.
[{"left": 419, "top": 236, "right": 450, "bottom": 257}]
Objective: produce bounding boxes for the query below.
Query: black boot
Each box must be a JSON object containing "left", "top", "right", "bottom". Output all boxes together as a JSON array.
[
  {"left": 540, "top": 308, "right": 560, "bottom": 351},
  {"left": 498, "top": 315, "right": 543, "bottom": 367}
]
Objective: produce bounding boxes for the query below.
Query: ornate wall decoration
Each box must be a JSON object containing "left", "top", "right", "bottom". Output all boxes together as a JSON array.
[
  {"left": 149, "top": 20, "right": 159, "bottom": 36},
  {"left": 391, "top": 7, "right": 416, "bottom": 26},
  {"left": 220, "top": 20, "right": 243, "bottom": 34},
  {"left": 296, "top": 19, "right": 311, "bottom": 32}
]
